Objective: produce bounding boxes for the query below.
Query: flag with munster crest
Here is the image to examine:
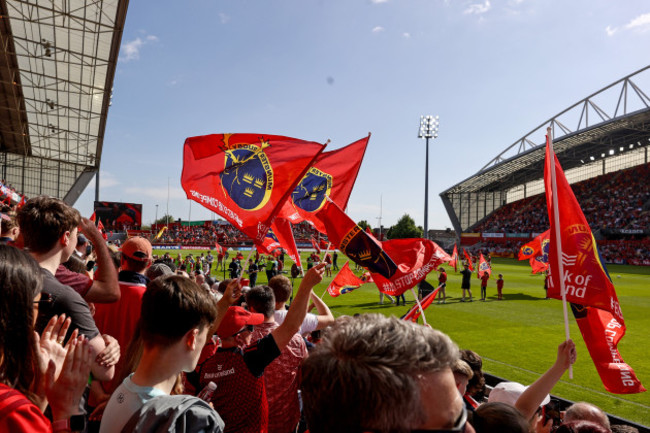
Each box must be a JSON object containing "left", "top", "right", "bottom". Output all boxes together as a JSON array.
[{"left": 181, "top": 133, "right": 324, "bottom": 243}]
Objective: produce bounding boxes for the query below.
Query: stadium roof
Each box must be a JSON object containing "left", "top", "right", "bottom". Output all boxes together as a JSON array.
[
  {"left": 441, "top": 65, "right": 650, "bottom": 233},
  {"left": 0, "top": 0, "right": 128, "bottom": 203}
]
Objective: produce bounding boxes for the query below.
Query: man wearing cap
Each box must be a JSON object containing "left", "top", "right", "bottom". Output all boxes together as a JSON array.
[
  {"left": 188, "top": 263, "right": 326, "bottom": 433},
  {"left": 93, "top": 236, "right": 154, "bottom": 396}
]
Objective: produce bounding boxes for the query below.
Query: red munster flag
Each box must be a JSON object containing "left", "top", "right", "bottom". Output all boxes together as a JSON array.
[
  {"left": 529, "top": 255, "right": 549, "bottom": 274},
  {"left": 214, "top": 241, "right": 223, "bottom": 254},
  {"left": 281, "top": 135, "right": 370, "bottom": 233},
  {"left": 371, "top": 238, "right": 451, "bottom": 297},
  {"left": 318, "top": 199, "right": 398, "bottom": 279},
  {"left": 518, "top": 230, "right": 550, "bottom": 261},
  {"left": 256, "top": 228, "right": 281, "bottom": 255},
  {"left": 319, "top": 238, "right": 331, "bottom": 250},
  {"left": 478, "top": 253, "right": 491, "bottom": 277},
  {"left": 327, "top": 262, "right": 367, "bottom": 297},
  {"left": 181, "top": 133, "right": 324, "bottom": 243},
  {"left": 463, "top": 248, "right": 474, "bottom": 271},
  {"left": 310, "top": 236, "right": 322, "bottom": 254},
  {"left": 449, "top": 244, "right": 459, "bottom": 272},
  {"left": 270, "top": 218, "right": 302, "bottom": 269},
  {"left": 544, "top": 133, "right": 644, "bottom": 394},
  {"left": 402, "top": 285, "right": 441, "bottom": 322}
]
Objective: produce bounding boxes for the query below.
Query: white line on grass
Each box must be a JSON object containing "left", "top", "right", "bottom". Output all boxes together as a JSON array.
[{"left": 483, "top": 356, "right": 650, "bottom": 410}]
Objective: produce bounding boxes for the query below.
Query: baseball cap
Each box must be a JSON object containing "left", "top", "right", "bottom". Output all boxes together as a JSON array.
[
  {"left": 145, "top": 263, "right": 173, "bottom": 281},
  {"left": 121, "top": 236, "right": 152, "bottom": 262},
  {"left": 216, "top": 306, "right": 264, "bottom": 339},
  {"left": 488, "top": 381, "right": 550, "bottom": 407}
]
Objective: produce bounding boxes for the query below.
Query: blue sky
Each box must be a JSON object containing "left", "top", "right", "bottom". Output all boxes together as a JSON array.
[{"left": 75, "top": 0, "right": 650, "bottom": 231}]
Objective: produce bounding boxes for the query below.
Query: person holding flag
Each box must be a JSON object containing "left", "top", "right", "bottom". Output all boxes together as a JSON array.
[
  {"left": 479, "top": 269, "right": 489, "bottom": 301},
  {"left": 544, "top": 128, "right": 644, "bottom": 394}
]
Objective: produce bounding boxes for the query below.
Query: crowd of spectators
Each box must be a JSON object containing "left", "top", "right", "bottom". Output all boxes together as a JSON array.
[
  {"left": 0, "top": 195, "right": 640, "bottom": 433},
  {"left": 474, "top": 163, "right": 650, "bottom": 234},
  {"left": 153, "top": 221, "right": 321, "bottom": 246}
]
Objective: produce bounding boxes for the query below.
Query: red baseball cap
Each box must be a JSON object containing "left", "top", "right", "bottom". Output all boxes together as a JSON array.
[
  {"left": 216, "top": 306, "right": 265, "bottom": 339},
  {"left": 121, "top": 236, "right": 152, "bottom": 262}
]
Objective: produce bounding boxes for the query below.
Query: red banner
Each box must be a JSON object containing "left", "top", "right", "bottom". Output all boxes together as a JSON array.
[
  {"left": 463, "top": 248, "right": 474, "bottom": 271},
  {"left": 256, "top": 228, "right": 281, "bottom": 255},
  {"left": 449, "top": 244, "right": 458, "bottom": 272},
  {"left": 280, "top": 135, "right": 369, "bottom": 233},
  {"left": 403, "top": 285, "right": 441, "bottom": 322},
  {"left": 181, "top": 133, "right": 324, "bottom": 243},
  {"left": 327, "top": 262, "right": 366, "bottom": 297},
  {"left": 318, "top": 200, "right": 397, "bottom": 279},
  {"left": 371, "top": 238, "right": 451, "bottom": 297},
  {"left": 544, "top": 133, "right": 644, "bottom": 394},
  {"left": 478, "top": 253, "right": 491, "bottom": 277},
  {"left": 270, "top": 218, "right": 301, "bottom": 269},
  {"left": 518, "top": 229, "right": 550, "bottom": 260}
]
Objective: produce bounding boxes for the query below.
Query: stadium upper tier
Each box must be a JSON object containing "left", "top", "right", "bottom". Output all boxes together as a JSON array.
[{"left": 441, "top": 65, "right": 650, "bottom": 234}]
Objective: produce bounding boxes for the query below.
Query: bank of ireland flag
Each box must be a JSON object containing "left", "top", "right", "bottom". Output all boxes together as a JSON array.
[
  {"left": 478, "top": 253, "right": 491, "bottom": 277},
  {"left": 283, "top": 135, "right": 370, "bottom": 233},
  {"left": 181, "top": 133, "right": 324, "bottom": 243},
  {"left": 327, "top": 262, "right": 366, "bottom": 297},
  {"left": 544, "top": 132, "right": 644, "bottom": 394}
]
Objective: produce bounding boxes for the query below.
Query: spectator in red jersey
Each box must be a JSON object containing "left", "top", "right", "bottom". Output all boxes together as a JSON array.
[
  {"left": 187, "top": 264, "right": 325, "bottom": 433},
  {"left": 246, "top": 285, "right": 308, "bottom": 433},
  {"left": 93, "top": 237, "right": 153, "bottom": 398}
]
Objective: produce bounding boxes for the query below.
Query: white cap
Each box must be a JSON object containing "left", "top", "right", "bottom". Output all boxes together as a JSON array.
[{"left": 488, "top": 381, "right": 550, "bottom": 407}]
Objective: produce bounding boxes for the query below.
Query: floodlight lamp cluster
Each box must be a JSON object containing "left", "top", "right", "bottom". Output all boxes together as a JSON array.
[{"left": 418, "top": 115, "right": 439, "bottom": 139}]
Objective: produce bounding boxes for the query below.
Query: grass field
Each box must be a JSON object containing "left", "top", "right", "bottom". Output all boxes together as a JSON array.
[{"left": 158, "top": 249, "right": 650, "bottom": 426}]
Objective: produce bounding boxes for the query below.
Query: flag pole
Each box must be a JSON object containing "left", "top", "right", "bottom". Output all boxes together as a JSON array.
[
  {"left": 410, "top": 287, "right": 428, "bottom": 326},
  {"left": 547, "top": 126, "right": 573, "bottom": 379}
]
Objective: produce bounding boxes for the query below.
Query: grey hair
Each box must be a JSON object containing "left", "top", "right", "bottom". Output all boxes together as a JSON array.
[{"left": 301, "top": 313, "right": 459, "bottom": 433}]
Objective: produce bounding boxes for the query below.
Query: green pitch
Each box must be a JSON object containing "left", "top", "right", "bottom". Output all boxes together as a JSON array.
[{"left": 156, "top": 249, "right": 650, "bottom": 426}]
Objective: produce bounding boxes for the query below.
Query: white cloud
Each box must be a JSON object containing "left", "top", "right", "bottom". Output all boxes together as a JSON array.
[
  {"left": 606, "top": 13, "right": 650, "bottom": 37},
  {"left": 624, "top": 13, "right": 650, "bottom": 31},
  {"left": 402, "top": 32, "right": 411, "bottom": 38},
  {"left": 120, "top": 33, "right": 159, "bottom": 62},
  {"left": 124, "top": 186, "right": 186, "bottom": 200},
  {"left": 372, "top": 26, "right": 385, "bottom": 33},
  {"left": 370, "top": 0, "right": 389, "bottom": 4},
  {"left": 463, "top": 0, "right": 491, "bottom": 15},
  {"left": 219, "top": 13, "right": 230, "bottom": 24}
]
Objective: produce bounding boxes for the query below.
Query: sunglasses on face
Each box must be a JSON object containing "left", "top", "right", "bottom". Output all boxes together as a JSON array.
[
  {"left": 233, "top": 324, "right": 255, "bottom": 336},
  {"left": 411, "top": 405, "right": 468, "bottom": 433}
]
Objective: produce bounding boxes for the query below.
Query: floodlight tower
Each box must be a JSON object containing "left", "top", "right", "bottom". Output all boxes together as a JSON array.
[{"left": 418, "top": 115, "right": 439, "bottom": 240}]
